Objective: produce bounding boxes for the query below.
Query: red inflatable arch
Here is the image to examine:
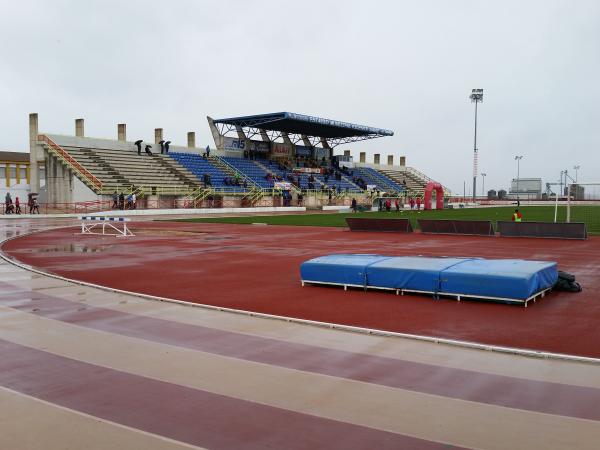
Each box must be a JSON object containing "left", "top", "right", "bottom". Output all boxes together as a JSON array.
[{"left": 424, "top": 181, "right": 444, "bottom": 210}]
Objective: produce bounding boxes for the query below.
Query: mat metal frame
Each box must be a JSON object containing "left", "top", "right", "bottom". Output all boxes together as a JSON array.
[{"left": 300, "top": 280, "right": 551, "bottom": 307}]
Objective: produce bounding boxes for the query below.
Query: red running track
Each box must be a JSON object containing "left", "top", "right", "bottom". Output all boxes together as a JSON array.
[{"left": 3, "top": 222, "right": 599, "bottom": 358}]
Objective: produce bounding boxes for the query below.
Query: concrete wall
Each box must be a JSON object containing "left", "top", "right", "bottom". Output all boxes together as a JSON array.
[{"left": 72, "top": 176, "right": 101, "bottom": 203}]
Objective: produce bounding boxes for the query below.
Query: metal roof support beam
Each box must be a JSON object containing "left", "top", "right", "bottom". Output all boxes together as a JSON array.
[
  {"left": 259, "top": 129, "right": 271, "bottom": 142},
  {"left": 235, "top": 126, "right": 247, "bottom": 140},
  {"left": 206, "top": 116, "right": 224, "bottom": 150},
  {"left": 281, "top": 132, "right": 293, "bottom": 146}
]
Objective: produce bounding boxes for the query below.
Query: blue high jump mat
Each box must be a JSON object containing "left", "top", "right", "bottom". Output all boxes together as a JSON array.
[{"left": 300, "top": 254, "right": 558, "bottom": 306}]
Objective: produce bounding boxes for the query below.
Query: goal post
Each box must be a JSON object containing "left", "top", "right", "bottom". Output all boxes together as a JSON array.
[{"left": 566, "top": 183, "right": 600, "bottom": 234}]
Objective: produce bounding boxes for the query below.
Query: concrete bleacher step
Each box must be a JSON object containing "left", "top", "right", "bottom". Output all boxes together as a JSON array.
[{"left": 61, "top": 145, "right": 200, "bottom": 194}]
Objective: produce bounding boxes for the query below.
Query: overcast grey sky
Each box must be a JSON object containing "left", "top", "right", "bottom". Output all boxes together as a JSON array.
[{"left": 1, "top": 0, "right": 599, "bottom": 194}]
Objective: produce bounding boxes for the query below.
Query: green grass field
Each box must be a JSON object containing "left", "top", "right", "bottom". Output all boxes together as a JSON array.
[{"left": 172, "top": 205, "right": 600, "bottom": 234}]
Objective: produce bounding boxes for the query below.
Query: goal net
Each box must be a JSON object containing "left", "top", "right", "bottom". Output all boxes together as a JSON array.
[{"left": 565, "top": 183, "right": 600, "bottom": 235}]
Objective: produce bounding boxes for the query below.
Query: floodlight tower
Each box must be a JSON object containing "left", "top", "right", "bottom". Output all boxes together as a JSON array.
[
  {"left": 514, "top": 156, "right": 523, "bottom": 199},
  {"left": 574, "top": 165, "right": 580, "bottom": 183},
  {"left": 469, "top": 89, "right": 483, "bottom": 201},
  {"left": 481, "top": 173, "right": 487, "bottom": 197}
]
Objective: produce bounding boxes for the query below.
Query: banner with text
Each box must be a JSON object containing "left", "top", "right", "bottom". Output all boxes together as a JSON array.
[
  {"left": 248, "top": 140, "right": 269, "bottom": 153},
  {"left": 271, "top": 143, "right": 292, "bottom": 157},
  {"left": 294, "top": 145, "right": 312, "bottom": 157},
  {"left": 314, "top": 147, "right": 330, "bottom": 161},
  {"left": 223, "top": 136, "right": 245, "bottom": 152}
]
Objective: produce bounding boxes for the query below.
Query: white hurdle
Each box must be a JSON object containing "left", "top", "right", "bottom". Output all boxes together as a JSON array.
[{"left": 79, "top": 216, "right": 134, "bottom": 237}]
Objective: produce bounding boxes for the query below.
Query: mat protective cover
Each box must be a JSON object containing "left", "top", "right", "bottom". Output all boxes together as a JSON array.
[
  {"left": 300, "top": 255, "right": 558, "bottom": 300},
  {"left": 300, "top": 254, "right": 390, "bottom": 286}
]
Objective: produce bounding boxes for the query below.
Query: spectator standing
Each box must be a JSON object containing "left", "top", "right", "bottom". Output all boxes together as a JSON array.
[
  {"left": 416, "top": 197, "right": 422, "bottom": 210},
  {"left": 131, "top": 192, "right": 137, "bottom": 210},
  {"left": 394, "top": 198, "right": 400, "bottom": 212},
  {"left": 15, "top": 197, "right": 21, "bottom": 214},
  {"left": 119, "top": 192, "right": 125, "bottom": 210},
  {"left": 512, "top": 209, "right": 523, "bottom": 222},
  {"left": 112, "top": 191, "right": 118, "bottom": 209},
  {"left": 164, "top": 141, "right": 171, "bottom": 153},
  {"left": 4, "top": 192, "right": 12, "bottom": 214},
  {"left": 385, "top": 199, "right": 391, "bottom": 212},
  {"left": 31, "top": 197, "right": 40, "bottom": 214},
  {"left": 409, "top": 197, "right": 415, "bottom": 210},
  {"left": 134, "top": 140, "right": 143, "bottom": 155},
  {"left": 351, "top": 197, "right": 357, "bottom": 213},
  {"left": 27, "top": 194, "right": 34, "bottom": 214}
]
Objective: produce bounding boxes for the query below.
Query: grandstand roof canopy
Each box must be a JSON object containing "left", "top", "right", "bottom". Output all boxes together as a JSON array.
[{"left": 213, "top": 112, "right": 394, "bottom": 147}]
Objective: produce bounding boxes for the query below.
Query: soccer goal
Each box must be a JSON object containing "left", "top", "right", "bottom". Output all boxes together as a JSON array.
[{"left": 565, "top": 183, "right": 600, "bottom": 235}]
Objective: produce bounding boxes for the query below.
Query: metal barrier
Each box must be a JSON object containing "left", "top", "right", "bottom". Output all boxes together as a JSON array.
[
  {"left": 346, "top": 218, "right": 413, "bottom": 233},
  {"left": 418, "top": 219, "right": 495, "bottom": 236},
  {"left": 79, "top": 216, "right": 134, "bottom": 237},
  {"left": 498, "top": 221, "right": 587, "bottom": 239}
]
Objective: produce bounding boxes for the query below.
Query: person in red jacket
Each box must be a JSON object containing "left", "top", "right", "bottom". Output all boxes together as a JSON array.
[
  {"left": 416, "top": 197, "right": 422, "bottom": 210},
  {"left": 511, "top": 209, "right": 523, "bottom": 222},
  {"left": 15, "top": 196, "right": 21, "bottom": 214}
]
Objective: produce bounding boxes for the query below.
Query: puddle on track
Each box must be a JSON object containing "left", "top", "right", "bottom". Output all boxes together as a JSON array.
[{"left": 39, "top": 243, "right": 114, "bottom": 254}]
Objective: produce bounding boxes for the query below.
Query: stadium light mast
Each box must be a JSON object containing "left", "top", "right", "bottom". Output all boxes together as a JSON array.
[
  {"left": 481, "top": 173, "right": 487, "bottom": 197},
  {"left": 574, "top": 165, "right": 580, "bottom": 183},
  {"left": 469, "top": 88, "right": 483, "bottom": 201},
  {"left": 514, "top": 155, "right": 523, "bottom": 201}
]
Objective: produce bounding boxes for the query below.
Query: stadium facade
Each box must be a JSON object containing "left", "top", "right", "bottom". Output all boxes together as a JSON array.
[{"left": 24, "top": 112, "right": 445, "bottom": 209}]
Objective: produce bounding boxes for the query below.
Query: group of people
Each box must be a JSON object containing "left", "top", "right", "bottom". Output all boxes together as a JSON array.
[
  {"left": 408, "top": 197, "right": 422, "bottom": 210},
  {"left": 4, "top": 192, "right": 39, "bottom": 214},
  {"left": 134, "top": 140, "right": 171, "bottom": 156},
  {"left": 112, "top": 191, "right": 136, "bottom": 210},
  {"left": 265, "top": 172, "right": 284, "bottom": 182},
  {"left": 223, "top": 175, "right": 247, "bottom": 188}
]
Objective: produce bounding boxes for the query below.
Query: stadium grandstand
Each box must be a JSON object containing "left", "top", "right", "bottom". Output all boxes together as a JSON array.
[{"left": 23, "top": 112, "right": 446, "bottom": 211}]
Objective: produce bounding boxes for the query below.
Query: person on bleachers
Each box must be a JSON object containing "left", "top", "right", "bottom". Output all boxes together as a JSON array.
[
  {"left": 134, "top": 140, "right": 143, "bottom": 155},
  {"left": 119, "top": 192, "right": 125, "bottom": 210},
  {"left": 131, "top": 192, "right": 137, "bottom": 210},
  {"left": 144, "top": 144, "right": 153, "bottom": 156},
  {"left": 203, "top": 173, "right": 212, "bottom": 186},
  {"left": 159, "top": 140, "right": 165, "bottom": 154},
  {"left": 112, "top": 191, "right": 118, "bottom": 209},
  {"left": 164, "top": 141, "right": 171, "bottom": 153}
]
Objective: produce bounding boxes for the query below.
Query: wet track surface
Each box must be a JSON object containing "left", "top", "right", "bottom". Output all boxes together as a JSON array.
[{"left": 1, "top": 217, "right": 600, "bottom": 449}]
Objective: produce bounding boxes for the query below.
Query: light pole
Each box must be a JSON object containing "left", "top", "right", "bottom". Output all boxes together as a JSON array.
[
  {"left": 481, "top": 173, "right": 487, "bottom": 197},
  {"left": 469, "top": 89, "right": 483, "bottom": 202},
  {"left": 573, "top": 165, "right": 580, "bottom": 183},
  {"left": 514, "top": 156, "right": 523, "bottom": 201}
]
